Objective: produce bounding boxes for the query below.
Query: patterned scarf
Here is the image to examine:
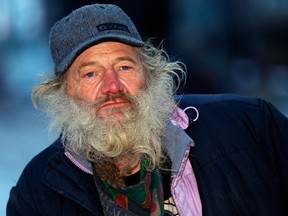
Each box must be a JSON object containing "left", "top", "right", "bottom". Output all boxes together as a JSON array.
[{"left": 94, "top": 160, "right": 165, "bottom": 216}]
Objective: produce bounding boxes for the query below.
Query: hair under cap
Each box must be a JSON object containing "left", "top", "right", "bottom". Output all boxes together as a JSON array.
[{"left": 49, "top": 4, "right": 144, "bottom": 76}]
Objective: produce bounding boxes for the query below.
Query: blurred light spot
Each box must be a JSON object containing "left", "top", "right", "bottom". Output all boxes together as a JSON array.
[
  {"left": 230, "top": 58, "right": 261, "bottom": 92},
  {"left": 266, "top": 65, "right": 288, "bottom": 97},
  {"left": 0, "top": 0, "right": 11, "bottom": 42},
  {"left": 10, "top": 0, "right": 45, "bottom": 41}
]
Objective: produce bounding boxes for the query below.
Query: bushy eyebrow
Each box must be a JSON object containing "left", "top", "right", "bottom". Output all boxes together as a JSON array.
[
  {"left": 113, "top": 56, "right": 137, "bottom": 65},
  {"left": 78, "top": 61, "right": 99, "bottom": 70}
]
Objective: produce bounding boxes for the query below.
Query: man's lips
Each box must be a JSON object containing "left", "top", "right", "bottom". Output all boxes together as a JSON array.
[{"left": 98, "top": 100, "right": 130, "bottom": 109}]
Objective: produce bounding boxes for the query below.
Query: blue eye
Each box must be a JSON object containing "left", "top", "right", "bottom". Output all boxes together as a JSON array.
[
  {"left": 120, "top": 66, "right": 130, "bottom": 71},
  {"left": 85, "top": 72, "right": 94, "bottom": 77}
]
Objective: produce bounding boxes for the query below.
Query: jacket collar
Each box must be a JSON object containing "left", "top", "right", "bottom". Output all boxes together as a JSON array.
[
  {"left": 162, "top": 122, "right": 194, "bottom": 174},
  {"left": 43, "top": 151, "right": 103, "bottom": 215}
]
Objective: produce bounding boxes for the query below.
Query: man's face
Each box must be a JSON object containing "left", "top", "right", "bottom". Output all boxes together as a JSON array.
[{"left": 65, "top": 42, "right": 145, "bottom": 118}]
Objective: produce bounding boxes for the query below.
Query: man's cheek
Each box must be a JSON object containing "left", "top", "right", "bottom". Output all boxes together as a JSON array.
[{"left": 73, "top": 84, "right": 97, "bottom": 102}]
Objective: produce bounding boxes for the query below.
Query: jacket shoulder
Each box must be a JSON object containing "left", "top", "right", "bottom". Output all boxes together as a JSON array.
[
  {"left": 25, "top": 138, "right": 64, "bottom": 171},
  {"left": 176, "top": 96, "right": 288, "bottom": 215},
  {"left": 7, "top": 139, "right": 63, "bottom": 210}
]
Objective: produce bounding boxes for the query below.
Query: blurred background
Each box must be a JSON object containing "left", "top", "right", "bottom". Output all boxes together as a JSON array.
[{"left": 1, "top": 0, "right": 288, "bottom": 214}]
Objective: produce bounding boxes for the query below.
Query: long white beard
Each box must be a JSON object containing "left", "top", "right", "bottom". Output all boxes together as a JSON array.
[{"left": 45, "top": 74, "right": 176, "bottom": 174}]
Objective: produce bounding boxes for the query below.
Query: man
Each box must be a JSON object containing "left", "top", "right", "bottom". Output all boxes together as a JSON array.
[{"left": 7, "top": 4, "right": 288, "bottom": 216}]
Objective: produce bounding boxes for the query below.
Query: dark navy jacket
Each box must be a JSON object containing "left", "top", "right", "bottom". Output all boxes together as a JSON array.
[{"left": 7, "top": 94, "right": 288, "bottom": 215}]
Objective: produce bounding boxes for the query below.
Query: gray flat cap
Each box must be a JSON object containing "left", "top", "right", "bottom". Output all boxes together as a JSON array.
[{"left": 49, "top": 4, "right": 144, "bottom": 76}]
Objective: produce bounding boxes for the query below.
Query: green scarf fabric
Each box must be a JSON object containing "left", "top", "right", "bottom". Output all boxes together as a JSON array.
[{"left": 96, "top": 160, "right": 165, "bottom": 215}]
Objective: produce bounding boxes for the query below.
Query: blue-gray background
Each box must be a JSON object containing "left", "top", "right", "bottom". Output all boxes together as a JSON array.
[{"left": 1, "top": 0, "right": 288, "bottom": 214}]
